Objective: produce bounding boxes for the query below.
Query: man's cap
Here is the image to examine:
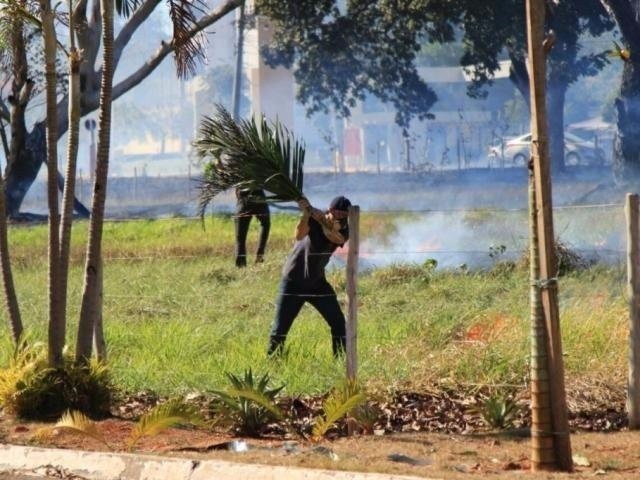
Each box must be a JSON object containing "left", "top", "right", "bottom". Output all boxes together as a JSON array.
[{"left": 329, "top": 196, "right": 352, "bottom": 212}]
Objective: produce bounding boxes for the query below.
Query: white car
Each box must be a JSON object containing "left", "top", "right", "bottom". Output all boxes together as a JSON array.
[{"left": 489, "top": 132, "right": 605, "bottom": 166}]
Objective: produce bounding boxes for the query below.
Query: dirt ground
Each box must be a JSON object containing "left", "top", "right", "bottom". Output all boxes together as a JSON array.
[{"left": 2, "top": 413, "right": 640, "bottom": 480}]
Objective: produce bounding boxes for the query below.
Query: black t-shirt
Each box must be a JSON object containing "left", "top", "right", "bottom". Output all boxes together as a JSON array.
[{"left": 281, "top": 216, "right": 349, "bottom": 288}]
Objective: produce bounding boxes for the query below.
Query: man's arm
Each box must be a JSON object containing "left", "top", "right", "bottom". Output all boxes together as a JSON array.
[
  {"left": 296, "top": 197, "right": 346, "bottom": 245},
  {"left": 295, "top": 209, "right": 311, "bottom": 240}
]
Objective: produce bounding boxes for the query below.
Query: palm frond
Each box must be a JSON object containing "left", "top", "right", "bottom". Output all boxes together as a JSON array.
[
  {"left": 194, "top": 104, "right": 305, "bottom": 217},
  {"left": 223, "top": 387, "right": 284, "bottom": 420},
  {"left": 167, "top": 0, "right": 207, "bottom": 78},
  {"left": 53, "top": 410, "right": 109, "bottom": 447},
  {"left": 128, "top": 398, "right": 202, "bottom": 449},
  {"left": 312, "top": 382, "right": 367, "bottom": 439},
  {"left": 115, "top": 0, "right": 142, "bottom": 17}
]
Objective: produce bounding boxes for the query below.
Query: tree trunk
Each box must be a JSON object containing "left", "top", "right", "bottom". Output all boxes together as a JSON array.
[
  {"left": 546, "top": 82, "right": 567, "bottom": 173},
  {"left": 613, "top": 60, "right": 640, "bottom": 183},
  {"left": 508, "top": 52, "right": 531, "bottom": 108},
  {"left": 0, "top": 14, "right": 28, "bottom": 344},
  {"left": 59, "top": 0, "right": 83, "bottom": 334},
  {"left": 76, "top": 0, "right": 114, "bottom": 363},
  {"left": 40, "top": 0, "right": 63, "bottom": 368},
  {"left": 231, "top": 0, "right": 245, "bottom": 121},
  {"left": 93, "top": 258, "right": 106, "bottom": 362}
]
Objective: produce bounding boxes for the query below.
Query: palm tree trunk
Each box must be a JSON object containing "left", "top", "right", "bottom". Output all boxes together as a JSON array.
[
  {"left": 59, "top": 0, "right": 83, "bottom": 332},
  {"left": 76, "top": 0, "right": 114, "bottom": 363},
  {"left": 0, "top": 166, "right": 22, "bottom": 346},
  {"left": 93, "top": 258, "right": 106, "bottom": 362},
  {"left": 40, "top": 0, "right": 63, "bottom": 368},
  {"left": 0, "top": 13, "right": 26, "bottom": 347},
  {"left": 231, "top": 0, "right": 245, "bottom": 121},
  {"left": 528, "top": 167, "right": 554, "bottom": 470}
]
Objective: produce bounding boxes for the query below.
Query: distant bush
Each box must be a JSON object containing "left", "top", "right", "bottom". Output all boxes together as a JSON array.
[{"left": 518, "top": 238, "right": 590, "bottom": 276}]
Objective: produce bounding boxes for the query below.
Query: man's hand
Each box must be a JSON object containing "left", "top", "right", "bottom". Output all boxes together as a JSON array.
[{"left": 297, "top": 197, "right": 311, "bottom": 214}]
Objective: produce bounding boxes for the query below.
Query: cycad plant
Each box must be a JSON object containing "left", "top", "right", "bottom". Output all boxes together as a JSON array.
[
  {"left": 210, "top": 369, "right": 284, "bottom": 436},
  {"left": 38, "top": 399, "right": 202, "bottom": 451},
  {"left": 194, "top": 104, "right": 305, "bottom": 217},
  {"left": 470, "top": 393, "right": 521, "bottom": 430},
  {"left": 312, "top": 380, "right": 367, "bottom": 439}
]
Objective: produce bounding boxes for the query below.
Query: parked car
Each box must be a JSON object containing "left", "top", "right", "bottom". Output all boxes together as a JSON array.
[{"left": 489, "top": 132, "right": 606, "bottom": 167}]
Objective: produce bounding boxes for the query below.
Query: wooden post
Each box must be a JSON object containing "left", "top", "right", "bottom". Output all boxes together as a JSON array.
[
  {"left": 345, "top": 205, "right": 360, "bottom": 382},
  {"left": 626, "top": 193, "right": 640, "bottom": 428},
  {"left": 526, "top": 0, "right": 572, "bottom": 471}
]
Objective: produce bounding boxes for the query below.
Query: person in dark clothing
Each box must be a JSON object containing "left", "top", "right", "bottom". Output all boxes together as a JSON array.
[
  {"left": 235, "top": 188, "right": 270, "bottom": 267},
  {"left": 268, "top": 195, "right": 351, "bottom": 357}
]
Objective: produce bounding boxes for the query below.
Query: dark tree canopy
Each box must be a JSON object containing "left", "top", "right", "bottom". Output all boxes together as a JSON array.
[
  {"left": 257, "top": 0, "right": 459, "bottom": 127},
  {"left": 258, "top": 0, "right": 614, "bottom": 171}
]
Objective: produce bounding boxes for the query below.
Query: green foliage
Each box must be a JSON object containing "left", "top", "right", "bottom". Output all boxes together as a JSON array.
[
  {"left": 312, "top": 381, "right": 367, "bottom": 439},
  {"left": 470, "top": 393, "right": 520, "bottom": 430},
  {"left": 211, "top": 369, "right": 284, "bottom": 436},
  {"left": 0, "top": 343, "right": 113, "bottom": 420},
  {"left": 194, "top": 104, "right": 305, "bottom": 217},
  {"left": 0, "top": 214, "right": 629, "bottom": 396},
  {"left": 256, "top": 1, "right": 442, "bottom": 126}
]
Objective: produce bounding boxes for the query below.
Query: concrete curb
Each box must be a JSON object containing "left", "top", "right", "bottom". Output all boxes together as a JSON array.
[{"left": 0, "top": 444, "right": 439, "bottom": 480}]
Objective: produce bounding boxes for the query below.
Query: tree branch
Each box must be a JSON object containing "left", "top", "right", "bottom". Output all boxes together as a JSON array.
[
  {"left": 113, "top": 0, "right": 241, "bottom": 100},
  {"left": 114, "top": 0, "right": 162, "bottom": 68},
  {"left": 601, "top": 0, "right": 640, "bottom": 50},
  {"left": 0, "top": 97, "right": 9, "bottom": 123}
]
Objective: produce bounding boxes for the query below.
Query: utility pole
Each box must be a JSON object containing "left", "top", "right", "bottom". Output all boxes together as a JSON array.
[
  {"left": 232, "top": 0, "right": 246, "bottom": 122},
  {"left": 526, "top": 0, "right": 572, "bottom": 471}
]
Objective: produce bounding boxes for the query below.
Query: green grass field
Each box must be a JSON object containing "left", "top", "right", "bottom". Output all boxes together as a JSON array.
[{"left": 0, "top": 210, "right": 629, "bottom": 398}]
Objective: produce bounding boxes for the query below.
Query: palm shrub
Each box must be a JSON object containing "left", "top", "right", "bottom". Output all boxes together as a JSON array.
[
  {"left": 469, "top": 393, "right": 521, "bottom": 430},
  {"left": 210, "top": 369, "right": 284, "bottom": 436},
  {"left": 312, "top": 380, "right": 367, "bottom": 439},
  {"left": 0, "top": 343, "right": 113, "bottom": 420},
  {"left": 194, "top": 104, "right": 305, "bottom": 217}
]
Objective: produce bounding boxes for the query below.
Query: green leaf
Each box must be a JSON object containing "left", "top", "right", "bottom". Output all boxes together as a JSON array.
[
  {"left": 312, "top": 382, "right": 367, "bottom": 439},
  {"left": 128, "top": 399, "right": 202, "bottom": 449}
]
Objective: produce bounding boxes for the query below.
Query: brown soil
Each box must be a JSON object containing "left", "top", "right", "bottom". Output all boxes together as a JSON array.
[{"left": 2, "top": 412, "right": 640, "bottom": 480}]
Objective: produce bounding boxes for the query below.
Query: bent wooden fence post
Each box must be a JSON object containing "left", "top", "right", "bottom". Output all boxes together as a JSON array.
[{"left": 626, "top": 193, "right": 640, "bottom": 428}]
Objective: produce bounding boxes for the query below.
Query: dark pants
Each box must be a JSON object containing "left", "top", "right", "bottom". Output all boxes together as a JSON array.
[
  {"left": 235, "top": 203, "right": 270, "bottom": 267},
  {"left": 269, "top": 278, "right": 346, "bottom": 357}
]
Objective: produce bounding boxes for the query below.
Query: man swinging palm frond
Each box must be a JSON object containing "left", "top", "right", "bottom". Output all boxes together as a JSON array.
[{"left": 194, "top": 105, "right": 352, "bottom": 357}]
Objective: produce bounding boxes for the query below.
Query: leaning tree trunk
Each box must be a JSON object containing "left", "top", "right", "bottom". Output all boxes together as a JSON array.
[
  {"left": 76, "top": 0, "right": 114, "bottom": 364},
  {"left": 40, "top": 0, "right": 63, "bottom": 368},
  {"left": 4, "top": 122, "right": 90, "bottom": 219},
  {"left": 0, "top": 13, "right": 29, "bottom": 345},
  {"left": 601, "top": 0, "right": 640, "bottom": 184},
  {"left": 613, "top": 59, "right": 640, "bottom": 184}
]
